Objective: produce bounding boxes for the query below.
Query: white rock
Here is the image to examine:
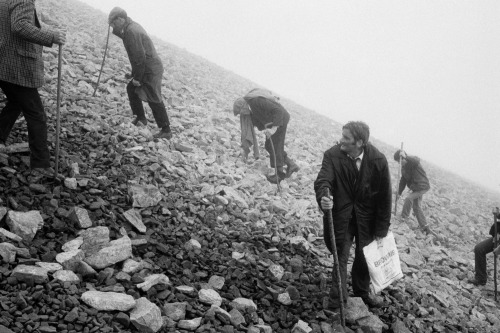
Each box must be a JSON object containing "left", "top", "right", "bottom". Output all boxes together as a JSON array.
[
  {"left": 36, "top": 262, "right": 63, "bottom": 272},
  {"left": 184, "top": 239, "right": 201, "bottom": 251},
  {"left": 231, "top": 298, "right": 257, "bottom": 311},
  {"left": 69, "top": 207, "right": 92, "bottom": 229},
  {"left": 81, "top": 291, "right": 136, "bottom": 311},
  {"left": 12, "top": 265, "right": 49, "bottom": 283},
  {"left": 123, "top": 209, "right": 147, "bottom": 233},
  {"left": 62, "top": 237, "right": 83, "bottom": 252},
  {"left": 277, "top": 292, "right": 292, "bottom": 305},
  {"left": 56, "top": 249, "right": 85, "bottom": 271},
  {"left": 130, "top": 297, "right": 163, "bottom": 333},
  {"left": 177, "top": 317, "right": 202, "bottom": 331},
  {"left": 198, "top": 289, "right": 222, "bottom": 306},
  {"left": 53, "top": 270, "right": 80, "bottom": 283},
  {"left": 164, "top": 302, "right": 187, "bottom": 321},
  {"left": 0, "top": 227, "right": 23, "bottom": 242},
  {"left": 136, "top": 274, "right": 170, "bottom": 291},
  {"left": 85, "top": 235, "right": 132, "bottom": 269},
  {"left": 64, "top": 178, "right": 78, "bottom": 189},
  {"left": 6, "top": 210, "right": 44, "bottom": 242}
]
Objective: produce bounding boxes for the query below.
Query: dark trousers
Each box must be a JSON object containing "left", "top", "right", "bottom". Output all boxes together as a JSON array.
[
  {"left": 474, "top": 237, "right": 495, "bottom": 283},
  {"left": 0, "top": 80, "right": 50, "bottom": 168},
  {"left": 401, "top": 189, "right": 428, "bottom": 228},
  {"left": 325, "top": 217, "right": 370, "bottom": 306},
  {"left": 126, "top": 81, "right": 170, "bottom": 129},
  {"left": 265, "top": 123, "right": 287, "bottom": 168}
]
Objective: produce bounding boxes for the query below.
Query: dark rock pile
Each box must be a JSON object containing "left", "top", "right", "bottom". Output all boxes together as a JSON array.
[{"left": 0, "top": 0, "right": 499, "bottom": 332}]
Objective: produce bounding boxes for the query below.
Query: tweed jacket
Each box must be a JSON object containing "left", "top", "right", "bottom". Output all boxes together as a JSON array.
[{"left": 0, "top": 0, "right": 55, "bottom": 88}]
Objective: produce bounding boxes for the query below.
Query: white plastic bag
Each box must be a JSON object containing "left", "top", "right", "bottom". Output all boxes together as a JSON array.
[{"left": 363, "top": 231, "right": 404, "bottom": 294}]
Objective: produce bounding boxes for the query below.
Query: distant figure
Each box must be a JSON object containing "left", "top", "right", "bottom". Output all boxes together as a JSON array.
[
  {"left": 314, "top": 121, "right": 392, "bottom": 309},
  {"left": 233, "top": 97, "right": 260, "bottom": 162},
  {"left": 233, "top": 90, "right": 299, "bottom": 183},
  {"left": 0, "top": 0, "right": 66, "bottom": 177},
  {"left": 394, "top": 150, "right": 431, "bottom": 234},
  {"left": 108, "top": 7, "right": 172, "bottom": 139},
  {"left": 469, "top": 213, "right": 500, "bottom": 286}
]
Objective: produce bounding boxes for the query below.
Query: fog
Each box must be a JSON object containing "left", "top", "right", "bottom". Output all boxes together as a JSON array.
[{"left": 80, "top": 0, "right": 500, "bottom": 194}]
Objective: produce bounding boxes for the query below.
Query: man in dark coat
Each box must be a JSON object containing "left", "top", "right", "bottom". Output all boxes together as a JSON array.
[
  {"left": 0, "top": 0, "right": 65, "bottom": 176},
  {"left": 108, "top": 7, "right": 172, "bottom": 139},
  {"left": 233, "top": 93, "right": 299, "bottom": 183},
  {"left": 314, "top": 121, "right": 392, "bottom": 309},
  {"left": 469, "top": 213, "right": 500, "bottom": 286},
  {"left": 394, "top": 150, "right": 431, "bottom": 233}
]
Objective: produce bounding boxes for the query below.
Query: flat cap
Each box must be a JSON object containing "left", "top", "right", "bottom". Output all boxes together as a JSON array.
[{"left": 108, "top": 7, "right": 127, "bottom": 24}]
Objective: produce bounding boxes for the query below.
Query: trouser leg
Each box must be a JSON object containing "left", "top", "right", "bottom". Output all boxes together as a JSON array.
[
  {"left": 351, "top": 221, "right": 371, "bottom": 298},
  {"left": 411, "top": 190, "right": 428, "bottom": 228},
  {"left": 126, "top": 81, "right": 146, "bottom": 120},
  {"left": 401, "top": 196, "right": 413, "bottom": 219},
  {"left": 474, "top": 237, "right": 494, "bottom": 283},
  {"left": 264, "top": 123, "right": 287, "bottom": 168},
  {"left": 148, "top": 101, "right": 170, "bottom": 129},
  {"left": 0, "top": 81, "right": 49, "bottom": 168}
]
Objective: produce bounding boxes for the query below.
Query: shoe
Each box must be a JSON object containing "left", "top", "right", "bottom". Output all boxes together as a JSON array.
[
  {"left": 132, "top": 117, "right": 147, "bottom": 126},
  {"left": 266, "top": 171, "right": 286, "bottom": 184},
  {"left": 30, "top": 167, "right": 55, "bottom": 178},
  {"left": 153, "top": 128, "right": 172, "bottom": 140},
  {"left": 467, "top": 278, "right": 486, "bottom": 286},
  {"left": 361, "top": 295, "right": 383, "bottom": 308},
  {"left": 284, "top": 157, "right": 300, "bottom": 178}
]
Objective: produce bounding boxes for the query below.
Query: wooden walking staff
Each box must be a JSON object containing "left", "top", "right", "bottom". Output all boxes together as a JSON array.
[
  {"left": 494, "top": 207, "right": 499, "bottom": 301},
  {"left": 54, "top": 44, "right": 63, "bottom": 178},
  {"left": 394, "top": 142, "right": 404, "bottom": 215},
  {"left": 92, "top": 25, "right": 111, "bottom": 97},
  {"left": 325, "top": 188, "right": 345, "bottom": 328}
]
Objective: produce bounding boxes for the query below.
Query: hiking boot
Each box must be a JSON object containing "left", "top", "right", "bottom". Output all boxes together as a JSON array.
[
  {"left": 285, "top": 159, "right": 300, "bottom": 178},
  {"left": 467, "top": 278, "right": 486, "bottom": 286},
  {"left": 30, "top": 167, "right": 55, "bottom": 179},
  {"left": 361, "top": 295, "right": 383, "bottom": 308},
  {"left": 132, "top": 117, "right": 147, "bottom": 126},
  {"left": 153, "top": 127, "right": 172, "bottom": 140},
  {"left": 266, "top": 171, "right": 286, "bottom": 184}
]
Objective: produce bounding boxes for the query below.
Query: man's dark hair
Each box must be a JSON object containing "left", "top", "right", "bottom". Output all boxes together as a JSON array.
[
  {"left": 394, "top": 149, "right": 401, "bottom": 161},
  {"left": 342, "top": 121, "right": 370, "bottom": 146}
]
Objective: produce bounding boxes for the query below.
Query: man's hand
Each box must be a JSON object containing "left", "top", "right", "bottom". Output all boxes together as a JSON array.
[
  {"left": 400, "top": 150, "right": 407, "bottom": 159},
  {"left": 264, "top": 126, "right": 277, "bottom": 138},
  {"left": 320, "top": 195, "right": 333, "bottom": 210},
  {"left": 53, "top": 29, "right": 66, "bottom": 45},
  {"left": 132, "top": 79, "right": 141, "bottom": 87}
]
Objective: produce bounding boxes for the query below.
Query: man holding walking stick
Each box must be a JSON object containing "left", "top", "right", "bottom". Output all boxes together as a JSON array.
[
  {"left": 0, "top": 0, "right": 66, "bottom": 178},
  {"left": 469, "top": 209, "right": 500, "bottom": 288},
  {"left": 233, "top": 93, "right": 299, "bottom": 184},
  {"left": 314, "top": 121, "right": 392, "bottom": 310}
]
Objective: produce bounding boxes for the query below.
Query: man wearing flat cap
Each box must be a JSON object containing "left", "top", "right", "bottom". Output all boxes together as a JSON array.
[
  {"left": 233, "top": 90, "right": 299, "bottom": 183},
  {"left": 108, "top": 7, "right": 172, "bottom": 139}
]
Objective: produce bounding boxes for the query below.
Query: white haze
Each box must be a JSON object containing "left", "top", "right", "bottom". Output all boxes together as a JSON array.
[{"left": 79, "top": 0, "right": 500, "bottom": 194}]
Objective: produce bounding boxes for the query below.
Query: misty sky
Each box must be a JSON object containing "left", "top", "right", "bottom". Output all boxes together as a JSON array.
[{"left": 80, "top": 0, "right": 500, "bottom": 193}]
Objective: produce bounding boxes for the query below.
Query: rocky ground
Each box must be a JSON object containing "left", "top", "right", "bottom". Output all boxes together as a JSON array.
[{"left": 1, "top": 0, "right": 500, "bottom": 332}]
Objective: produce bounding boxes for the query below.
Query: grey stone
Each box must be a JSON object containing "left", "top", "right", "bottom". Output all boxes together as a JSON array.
[
  {"left": 123, "top": 209, "right": 147, "bottom": 233},
  {"left": 53, "top": 270, "right": 80, "bottom": 283},
  {"left": 0, "top": 242, "right": 17, "bottom": 263},
  {"left": 56, "top": 249, "right": 85, "bottom": 271},
  {"left": 199, "top": 289, "right": 222, "bottom": 306},
  {"left": 177, "top": 317, "right": 202, "bottom": 331},
  {"left": 6, "top": 210, "right": 44, "bottom": 242},
  {"left": 136, "top": 274, "right": 170, "bottom": 291},
  {"left": 61, "top": 237, "right": 83, "bottom": 252},
  {"left": 79, "top": 226, "right": 110, "bottom": 256},
  {"left": 130, "top": 297, "right": 163, "bottom": 333},
  {"left": 81, "top": 291, "right": 136, "bottom": 311},
  {"left": 0, "top": 227, "right": 22, "bottom": 242},
  {"left": 345, "top": 297, "right": 371, "bottom": 324},
  {"left": 11, "top": 265, "right": 49, "bottom": 283},
  {"left": 357, "top": 314, "right": 384, "bottom": 333},
  {"left": 164, "top": 302, "right": 187, "bottom": 321},
  {"left": 230, "top": 298, "right": 257, "bottom": 311},
  {"left": 69, "top": 207, "right": 92, "bottom": 229},
  {"left": 85, "top": 235, "right": 132, "bottom": 269},
  {"left": 128, "top": 184, "right": 163, "bottom": 208}
]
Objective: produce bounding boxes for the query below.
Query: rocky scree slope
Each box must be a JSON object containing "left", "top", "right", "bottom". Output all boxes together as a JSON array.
[{"left": 0, "top": 0, "right": 499, "bottom": 332}]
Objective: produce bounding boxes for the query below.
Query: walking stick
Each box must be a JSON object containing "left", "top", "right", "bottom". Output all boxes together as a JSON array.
[
  {"left": 54, "top": 44, "right": 63, "bottom": 178},
  {"left": 494, "top": 207, "right": 499, "bottom": 301},
  {"left": 325, "top": 188, "right": 345, "bottom": 327},
  {"left": 394, "top": 142, "right": 404, "bottom": 215},
  {"left": 267, "top": 135, "right": 281, "bottom": 194},
  {"left": 92, "top": 25, "right": 111, "bottom": 97}
]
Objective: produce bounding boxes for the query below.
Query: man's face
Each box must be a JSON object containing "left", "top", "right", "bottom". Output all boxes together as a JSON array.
[
  {"left": 110, "top": 17, "right": 125, "bottom": 30},
  {"left": 340, "top": 128, "right": 362, "bottom": 156}
]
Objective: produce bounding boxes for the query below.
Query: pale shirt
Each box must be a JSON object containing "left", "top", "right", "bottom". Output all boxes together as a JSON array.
[{"left": 349, "top": 150, "right": 364, "bottom": 170}]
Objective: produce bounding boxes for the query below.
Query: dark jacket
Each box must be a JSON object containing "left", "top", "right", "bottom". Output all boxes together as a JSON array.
[
  {"left": 398, "top": 156, "right": 430, "bottom": 195},
  {"left": 314, "top": 143, "right": 392, "bottom": 251},
  {"left": 244, "top": 96, "right": 289, "bottom": 131},
  {"left": 489, "top": 215, "right": 500, "bottom": 237},
  {"left": 0, "top": 0, "right": 56, "bottom": 88},
  {"left": 113, "top": 18, "right": 163, "bottom": 103}
]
